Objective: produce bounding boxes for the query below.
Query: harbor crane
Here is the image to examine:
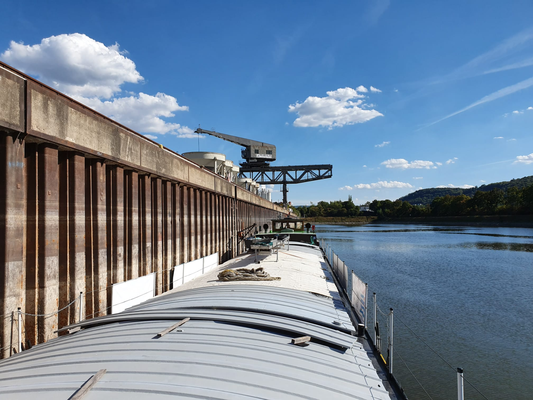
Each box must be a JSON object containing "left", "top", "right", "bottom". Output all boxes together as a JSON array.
[{"left": 195, "top": 128, "right": 333, "bottom": 205}]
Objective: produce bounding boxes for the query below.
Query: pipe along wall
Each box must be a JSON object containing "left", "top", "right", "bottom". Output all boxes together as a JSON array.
[{"left": 0, "top": 62, "right": 285, "bottom": 358}]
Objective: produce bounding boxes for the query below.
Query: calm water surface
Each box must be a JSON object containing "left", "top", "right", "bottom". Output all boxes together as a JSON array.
[{"left": 315, "top": 224, "right": 533, "bottom": 400}]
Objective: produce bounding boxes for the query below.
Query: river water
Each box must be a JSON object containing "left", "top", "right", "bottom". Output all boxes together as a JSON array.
[{"left": 315, "top": 223, "right": 533, "bottom": 400}]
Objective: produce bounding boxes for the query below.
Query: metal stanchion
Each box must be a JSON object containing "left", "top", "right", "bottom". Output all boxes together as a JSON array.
[
  {"left": 457, "top": 368, "right": 464, "bottom": 400},
  {"left": 388, "top": 308, "right": 394, "bottom": 375},
  {"left": 17, "top": 307, "right": 22, "bottom": 353},
  {"left": 79, "top": 292, "right": 84, "bottom": 322}
]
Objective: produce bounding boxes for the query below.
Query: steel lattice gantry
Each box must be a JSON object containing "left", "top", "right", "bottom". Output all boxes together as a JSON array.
[{"left": 239, "top": 164, "right": 333, "bottom": 205}]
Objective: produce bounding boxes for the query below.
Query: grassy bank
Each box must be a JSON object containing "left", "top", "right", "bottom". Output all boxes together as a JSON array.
[
  {"left": 302, "top": 215, "right": 533, "bottom": 228},
  {"left": 302, "top": 216, "right": 378, "bottom": 225}
]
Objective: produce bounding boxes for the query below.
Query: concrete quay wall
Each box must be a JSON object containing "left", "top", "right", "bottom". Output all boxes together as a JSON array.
[{"left": 0, "top": 62, "right": 286, "bottom": 357}]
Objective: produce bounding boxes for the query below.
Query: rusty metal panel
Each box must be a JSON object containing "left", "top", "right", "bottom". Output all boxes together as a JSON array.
[
  {"left": 58, "top": 151, "right": 69, "bottom": 331},
  {"left": 37, "top": 144, "right": 59, "bottom": 342},
  {"left": 0, "top": 132, "right": 26, "bottom": 357}
]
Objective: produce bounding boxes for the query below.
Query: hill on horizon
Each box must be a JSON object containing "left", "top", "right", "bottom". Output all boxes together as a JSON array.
[{"left": 399, "top": 175, "right": 533, "bottom": 206}]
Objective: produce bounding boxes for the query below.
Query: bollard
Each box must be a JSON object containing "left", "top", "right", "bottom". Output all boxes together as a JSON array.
[{"left": 457, "top": 368, "right": 464, "bottom": 400}]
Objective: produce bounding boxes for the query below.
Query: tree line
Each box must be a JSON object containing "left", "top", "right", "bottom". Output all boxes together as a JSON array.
[
  {"left": 370, "top": 185, "right": 533, "bottom": 219},
  {"left": 293, "top": 185, "right": 533, "bottom": 219}
]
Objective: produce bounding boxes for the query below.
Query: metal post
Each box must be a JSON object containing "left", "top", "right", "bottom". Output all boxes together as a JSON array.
[
  {"left": 10, "top": 311, "right": 14, "bottom": 357},
  {"left": 373, "top": 293, "right": 377, "bottom": 345},
  {"left": 17, "top": 307, "right": 22, "bottom": 353},
  {"left": 388, "top": 308, "right": 394, "bottom": 375},
  {"left": 457, "top": 368, "right": 464, "bottom": 400},
  {"left": 79, "top": 292, "right": 84, "bottom": 322},
  {"left": 364, "top": 283, "right": 368, "bottom": 329}
]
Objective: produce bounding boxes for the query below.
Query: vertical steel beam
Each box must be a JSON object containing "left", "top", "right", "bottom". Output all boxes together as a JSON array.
[
  {"left": 154, "top": 178, "right": 163, "bottom": 294},
  {"left": 141, "top": 175, "right": 152, "bottom": 276},
  {"left": 181, "top": 186, "right": 189, "bottom": 263},
  {"left": 129, "top": 171, "right": 139, "bottom": 280},
  {"left": 164, "top": 181, "right": 172, "bottom": 292},
  {"left": 24, "top": 143, "right": 38, "bottom": 348},
  {"left": 190, "top": 188, "right": 196, "bottom": 261},
  {"left": 37, "top": 144, "right": 59, "bottom": 342},
  {"left": 69, "top": 153, "right": 85, "bottom": 325},
  {"left": 58, "top": 152, "right": 69, "bottom": 332},
  {"left": 92, "top": 161, "right": 107, "bottom": 318},
  {"left": 112, "top": 167, "right": 125, "bottom": 286},
  {"left": 0, "top": 132, "right": 26, "bottom": 357}
]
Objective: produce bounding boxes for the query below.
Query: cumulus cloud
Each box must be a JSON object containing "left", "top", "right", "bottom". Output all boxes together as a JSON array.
[
  {"left": 512, "top": 110, "right": 523, "bottom": 114},
  {"left": 288, "top": 87, "right": 383, "bottom": 129},
  {"left": 514, "top": 153, "right": 533, "bottom": 164},
  {"left": 494, "top": 136, "right": 504, "bottom": 139},
  {"left": 2, "top": 33, "right": 142, "bottom": 98},
  {"left": 528, "top": 106, "right": 533, "bottom": 110},
  {"left": 353, "top": 181, "right": 414, "bottom": 189},
  {"left": 339, "top": 186, "right": 354, "bottom": 191},
  {"left": 436, "top": 184, "right": 475, "bottom": 189},
  {"left": 381, "top": 158, "right": 437, "bottom": 169},
  {"left": 370, "top": 86, "right": 382, "bottom": 93},
  {"left": 446, "top": 157, "right": 458, "bottom": 164},
  {"left": 80, "top": 93, "right": 194, "bottom": 137},
  {"left": 375, "top": 141, "right": 390, "bottom": 148},
  {"left": 1, "top": 33, "right": 194, "bottom": 138},
  {"left": 413, "top": 177, "right": 423, "bottom": 180}
]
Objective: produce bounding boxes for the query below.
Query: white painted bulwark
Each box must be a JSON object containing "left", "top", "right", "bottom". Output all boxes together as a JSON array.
[{"left": 111, "top": 273, "right": 155, "bottom": 314}]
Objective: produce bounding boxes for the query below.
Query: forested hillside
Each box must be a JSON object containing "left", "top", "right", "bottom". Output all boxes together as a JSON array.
[{"left": 399, "top": 175, "right": 533, "bottom": 205}]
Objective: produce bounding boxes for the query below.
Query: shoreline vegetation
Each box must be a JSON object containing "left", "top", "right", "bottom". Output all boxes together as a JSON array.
[{"left": 292, "top": 183, "right": 533, "bottom": 228}]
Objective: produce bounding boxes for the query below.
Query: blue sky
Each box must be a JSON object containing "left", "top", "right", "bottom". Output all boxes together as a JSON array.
[{"left": 1, "top": 1, "right": 533, "bottom": 205}]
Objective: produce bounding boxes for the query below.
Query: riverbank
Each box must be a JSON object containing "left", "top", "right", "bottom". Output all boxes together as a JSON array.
[
  {"left": 304, "top": 214, "right": 533, "bottom": 227},
  {"left": 302, "top": 216, "right": 377, "bottom": 225}
]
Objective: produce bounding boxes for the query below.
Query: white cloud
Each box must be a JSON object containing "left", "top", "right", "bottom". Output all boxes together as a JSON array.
[
  {"left": 288, "top": 87, "right": 383, "bottom": 129},
  {"left": 514, "top": 153, "right": 533, "bottom": 164},
  {"left": 375, "top": 141, "right": 390, "bottom": 148},
  {"left": 480, "top": 180, "right": 486, "bottom": 183},
  {"left": 435, "top": 162, "right": 443, "bottom": 166},
  {"left": 446, "top": 157, "right": 458, "bottom": 164},
  {"left": 370, "top": 86, "right": 382, "bottom": 93},
  {"left": 528, "top": 106, "right": 533, "bottom": 110},
  {"left": 436, "top": 184, "right": 475, "bottom": 189},
  {"left": 339, "top": 186, "right": 353, "bottom": 191},
  {"left": 363, "top": 165, "right": 367, "bottom": 168},
  {"left": 421, "top": 76, "right": 533, "bottom": 129},
  {"left": 144, "top": 134, "right": 158, "bottom": 140},
  {"left": 79, "top": 93, "right": 194, "bottom": 137},
  {"left": 494, "top": 136, "right": 504, "bottom": 139},
  {"left": 381, "top": 158, "right": 437, "bottom": 169},
  {"left": 356, "top": 85, "right": 368, "bottom": 93},
  {"left": 353, "top": 181, "right": 414, "bottom": 189},
  {"left": 413, "top": 177, "right": 423, "bottom": 180},
  {"left": 508, "top": 138, "right": 517, "bottom": 141},
  {"left": 1, "top": 33, "right": 142, "bottom": 98},
  {"left": 512, "top": 110, "right": 523, "bottom": 114},
  {"left": 1, "top": 33, "right": 194, "bottom": 138}
]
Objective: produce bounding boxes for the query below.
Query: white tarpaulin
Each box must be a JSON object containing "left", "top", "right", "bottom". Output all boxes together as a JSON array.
[{"left": 111, "top": 273, "right": 155, "bottom": 314}]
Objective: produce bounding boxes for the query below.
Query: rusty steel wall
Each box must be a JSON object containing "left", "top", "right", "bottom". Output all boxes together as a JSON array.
[{"left": 0, "top": 130, "right": 281, "bottom": 357}]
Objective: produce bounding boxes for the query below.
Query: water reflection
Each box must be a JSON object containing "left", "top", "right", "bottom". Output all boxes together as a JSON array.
[{"left": 458, "top": 241, "right": 533, "bottom": 252}]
